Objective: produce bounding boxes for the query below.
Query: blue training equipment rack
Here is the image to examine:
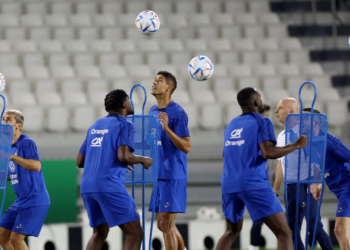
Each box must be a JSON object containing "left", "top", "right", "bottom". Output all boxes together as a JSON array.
[
  {"left": 124, "top": 84, "right": 158, "bottom": 250},
  {"left": 284, "top": 82, "right": 328, "bottom": 250},
  {"left": 0, "top": 94, "right": 13, "bottom": 220}
]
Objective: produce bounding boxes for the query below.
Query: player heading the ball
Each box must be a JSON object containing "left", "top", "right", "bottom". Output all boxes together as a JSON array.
[
  {"left": 149, "top": 71, "right": 191, "bottom": 250},
  {"left": 0, "top": 110, "right": 50, "bottom": 250},
  {"left": 216, "top": 88, "right": 308, "bottom": 250},
  {"left": 77, "top": 90, "right": 153, "bottom": 250}
]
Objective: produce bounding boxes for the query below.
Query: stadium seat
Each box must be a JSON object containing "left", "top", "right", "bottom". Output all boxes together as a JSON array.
[
  {"left": 235, "top": 14, "right": 257, "bottom": 25},
  {"left": 1, "top": 2, "right": 21, "bottom": 15},
  {"left": 172, "top": 90, "right": 191, "bottom": 105},
  {"left": 146, "top": 53, "right": 168, "bottom": 67},
  {"left": 242, "top": 51, "right": 263, "bottom": 65},
  {"left": 148, "top": 26, "right": 172, "bottom": 40},
  {"left": 229, "top": 65, "right": 252, "bottom": 77},
  {"left": 225, "top": 105, "right": 242, "bottom": 125},
  {"left": 46, "top": 106, "right": 69, "bottom": 132},
  {"left": 94, "top": 14, "right": 115, "bottom": 26},
  {"left": 224, "top": 2, "right": 247, "bottom": 14},
  {"left": 310, "top": 76, "right": 331, "bottom": 88},
  {"left": 63, "top": 91, "right": 87, "bottom": 106},
  {"left": 118, "top": 14, "right": 137, "bottom": 27},
  {"left": 212, "top": 14, "right": 234, "bottom": 25},
  {"left": 86, "top": 80, "right": 109, "bottom": 94},
  {"left": 191, "top": 89, "right": 216, "bottom": 104},
  {"left": 34, "top": 80, "right": 57, "bottom": 94},
  {"left": 14, "top": 41, "right": 37, "bottom": 52},
  {"left": 233, "top": 39, "right": 255, "bottom": 51},
  {"left": 151, "top": 2, "right": 173, "bottom": 14},
  {"left": 257, "top": 13, "right": 280, "bottom": 24},
  {"left": 76, "top": 65, "right": 101, "bottom": 78},
  {"left": 61, "top": 80, "right": 83, "bottom": 94},
  {"left": 266, "top": 24, "right": 288, "bottom": 40},
  {"left": 277, "top": 64, "right": 300, "bottom": 76},
  {"left": 102, "top": 27, "right": 123, "bottom": 40},
  {"left": 216, "top": 90, "right": 239, "bottom": 104},
  {"left": 167, "top": 14, "right": 187, "bottom": 27},
  {"left": 10, "top": 92, "right": 36, "bottom": 105},
  {"left": 200, "top": 2, "right": 221, "bottom": 13},
  {"left": 72, "top": 53, "right": 95, "bottom": 66},
  {"left": 89, "top": 40, "right": 113, "bottom": 52},
  {"left": 76, "top": 2, "right": 97, "bottom": 15},
  {"left": 78, "top": 27, "right": 99, "bottom": 40},
  {"left": 36, "top": 91, "right": 62, "bottom": 106},
  {"left": 217, "top": 52, "right": 240, "bottom": 64},
  {"left": 125, "top": 2, "right": 148, "bottom": 14},
  {"left": 70, "top": 14, "right": 92, "bottom": 26},
  {"left": 45, "top": 14, "right": 68, "bottom": 26},
  {"left": 256, "top": 38, "right": 279, "bottom": 50},
  {"left": 21, "top": 106, "right": 44, "bottom": 132},
  {"left": 261, "top": 77, "right": 284, "bottom": 91},
  {"left": 186, "top": 39, "right": 207, "bottom": 51},
  {"left": 127, "top": 65, "right": 152, "bottom": 78},
  {"left": 21, "top": 14, "right": 43, "bottom": 27},
  {"left": 64, "top": 41, "right": 88, "bottom": 52},
  {"left": 1, "top": 66, "right": 24, "bottom": 79},
  {"left": 161, "top": 40, "right": 184, "bottom": 51},
  {"left": 39, "top": 41, "right": 63, "bottom": 52},
  {"left": 288, "top": 50, "right": 310, "bottom": 64},
  {"left": 189, "top": 14, "right": 211, "bottom": 25},
  {"left": 238, "top": 77, "right": 260, "bottom": 89},
  {"left": 209, "top": 39, "right": 231, "bottom": 51},
  {"left": 213, "top": 77, "right": 235, "bottom": 94},
  {"left": 265, "top": 51, "right": 287, "bottom": 64},
  {"left": 266, "top": 89, "right": 290, "bottom": 103},
  {"left": 249, "top": 1, "right": 270, "bottom": 14},
  {"left": 8, "top": 80, "right": 31, "bottom": 94},
  {"left": 286, "top": 77, "right": 306, "bottom": 96},
  {"left": 318, "top": 88, "right": 340, "bottom": 102},
  {"left": 0, "top": 54, "right": 18, "bottom": 67},
  {"left": 101, "top": 2, "right": 122, "bottom": 14},
  {"left": 25, "top": 2, "right": 47, "bottom": 15},
  {"left": 23, "top": 54, "right": 45, "bottom": 66},
  {"left": 279, "top": 39, "right": 303, "bottom": 50},
  {"left": 174, "top": 27, "right": 196, "bottom": 40},
  {"left": 300, "top": 64, "right": 324, "bottom": 76},
  {"left": 244, "top": 25, "right": 265, "bottom": 39},
  {"left": 221, "top": 26, "right": 242, "bottom": 40},
  {"left": 197, "top": 26, "right": 219, "bottom": 39},
  {"left": 175, "top": 2, "right": 197, "bottom": 14},
  {"left": 50, "top": 2, "right": 72, "bottom": 15},
  {"left": 169, "top": 52, "right": 190, "bottom": 67},
  {"left": 53, "top": 27, "right": 75, "bottom": 41},
  {"left": 123, "top": 53, "right": 144, "bottom": 66},
  {"left": 72, "top": 106, "right": 96, "bottom": 132},
  {"left": 137, "top": 40, "right": 160, "bottom": 52},
  {"left": 180, "top": 104, "right": 198, "bottom": 130},
  {"left": 0, "top": 14, "right": 19, "bottom": 26},
  {"left": 30, "top": 28, "right": 51, "bottom": 41},
  {"left": 102, "top": 65, "right": 127, "bottom": 78},
  {"left": 189, "top": 81, "right": 210, "bottom": 93},
  {"left": 200, "top": 104, "right": 223, "bottom": 130},
  {"left": 115, "top": 40, "right": 137, "bottom": 52},
  {"left": 326, "top": 101, "right": 347, "bottom": 126},
  {"left": 5, "top": 28, "right": 26, "bottom": 41},
  {"left": 48, "top": 54, "right": 71, "bottom": 66},
  {"left": 25, "top": 66, "right": 50, "bottom": 79},
  {"left": 50, "top": 65, "right": 75, "bottom": 78},
  {"left": 98, "top": 54, "right": 120, "bottom": 67}
]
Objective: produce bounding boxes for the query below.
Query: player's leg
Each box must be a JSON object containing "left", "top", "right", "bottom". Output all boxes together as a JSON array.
[
  {"left": 86, "top": 223, "right": 109, "bottom": 250},
  {"left": 286, "top": 184, "right": 305, "bottom": 249},
  {"left": 249, "top": 220, "right": 264, "bottom": 250},
  {"left": 262, "top": 212, "right": 293, "bottom": 250},
  {"left": 334, "top": 217, "right": 350, "bottom": 250},
  {"left": 307, "top": 192, "right": 333, "bottom": 250},
  {"left": 215, "top": 218, "right": 243, "bottom": 250},
  {"left": 157, "top": 212, "right": 182, "bottom": 250},
  {"left": 215, "top": 193, "right": 245, "bottom": 250},
  {"left": 119, "top": 220, "right": 144, "bottom": 250},
  {"left": 0, "top": 227, "right": 14, "bottom": 250},
  {"left": 9, "top": 232, "right": 27, "bottom": 250}
]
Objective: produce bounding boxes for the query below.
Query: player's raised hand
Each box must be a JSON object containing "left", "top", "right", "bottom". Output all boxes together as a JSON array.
[
  {"left": 157, "top": 112, "right": 169, "bottom": 131},
  {"left": 295, "top": 135, "right": 308, "bottom": 149},
  {"left": 141, "top": 157, "right": 153, "bottom": 169},
  {"left": 310, "top": 183, "right": 322, "bottom": 200}
]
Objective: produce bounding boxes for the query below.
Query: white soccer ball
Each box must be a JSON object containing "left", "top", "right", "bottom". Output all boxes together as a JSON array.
[
  {"left": 0, "top": 73, "right": 6, "bottom": 92},
  {"left": 135, "top": 10, "right": 160, "bottom": 35},
  {"left": 188, "top": 55, "right": 214, "bottom": 81}
]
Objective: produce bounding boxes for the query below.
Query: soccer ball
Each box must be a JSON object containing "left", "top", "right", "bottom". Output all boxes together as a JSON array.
[
  {"left": 0, "top": 73, "right": 6, "bottom": 92},
  {"left": 135, "top": 10, "right": 160, "bottom": 35},
  {"left": 188, "top": 55, "right": 214, "bottom": 81}
]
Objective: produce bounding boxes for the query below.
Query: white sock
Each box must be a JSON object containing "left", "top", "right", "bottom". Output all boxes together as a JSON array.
[
  {"left": 184, "top": 248, "right": 187, "bottom": 250},
  {"left": 249, "top": 245, "right": 259, "bottom": 250}
]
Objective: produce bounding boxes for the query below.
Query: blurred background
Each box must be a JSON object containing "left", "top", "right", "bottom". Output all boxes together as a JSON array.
[{"left": 0, "top": 0, "right": 349, "bottom": 249}]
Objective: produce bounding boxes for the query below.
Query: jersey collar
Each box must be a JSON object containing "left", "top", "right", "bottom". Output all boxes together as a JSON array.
[
  {"left": 107, "top": 113, "right": 127, "bottom": 121},
  {"left": 12, "top": 134, "right": 25, "bottom": 148}
]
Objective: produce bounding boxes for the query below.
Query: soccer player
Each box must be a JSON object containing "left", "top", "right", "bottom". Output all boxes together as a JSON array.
[
  {"left": 249, "top": 104, "right": 272, "bottom": 250},
  {"left": 273, "top": 99, "right": 333, "bottom": 250},
  {"left": 77, "top": 90, "right": 153, "bottom": 250},
  {"left": 0, "top": 110, "right": 50, "bottom": 250},
  {"left": 148, "top": 71, "right": 191, "bottom": 250},
  {"left": 216, "top": 88, "right": 308, "bottom": 250},
  {"left": 302, "top": 108, "right": 350, "bottom": 250}
]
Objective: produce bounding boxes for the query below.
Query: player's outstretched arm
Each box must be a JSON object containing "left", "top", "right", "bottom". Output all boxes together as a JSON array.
[
  {"left": 260, "top": 135, "right": 308, "bottom": 159},
  {"left": 273, "top": 160, "right": 283, "bottom": 196},
  {"left": 76, "top": 153, "right": 85, "bottom": 168},
  {"left": 118, "top": 145, "right": 153, "bottom": 169},
  {"left": 10, "top": 155, "right": 41, "bottom": 172}
]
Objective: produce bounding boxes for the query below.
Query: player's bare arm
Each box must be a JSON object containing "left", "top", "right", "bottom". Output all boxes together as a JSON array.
[
  {"left": 118, "top": 145, "right": 153, "bottom": 169},
  {"left": 310, "top": 183, "right": 322, "bottom": 200},
  {"left": 10, "top": 154, "right": 41, "bottom": 172},
  {"left": 273, "top": 161, "right": 283, "bottom": 195},
  {"left": 157, "top": 112, "right": 191, "bottom": 154},
  {"left": 260, "top": 135, "right": 307, "bottom": 159},
  {"left": 76, "top": 153, "right": 85, "bottom": 168}
]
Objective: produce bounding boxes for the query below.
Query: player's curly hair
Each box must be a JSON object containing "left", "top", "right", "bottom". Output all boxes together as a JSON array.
[
  {"left": 104, "top": 89, "right": 128, "bottom": 113},
  {"left": 158, "top": 71, "right": 177, "bottom": 94}
]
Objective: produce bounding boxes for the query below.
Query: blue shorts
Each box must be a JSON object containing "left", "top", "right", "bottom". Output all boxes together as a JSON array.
[
  {"left": 0, "top": 205, "right": 49, "bottom": 237},
  {"left": 222, "top": 188, "right": 284, "bottom": 223},
  {"left": 82, "top": 191, "right": 140, "bottom": 228},
  {"left": 148, "top": 179, "right": 187, "bottom": 213},
  {"left": 336, "top": 191, "right": 350, "bottom": 217}
]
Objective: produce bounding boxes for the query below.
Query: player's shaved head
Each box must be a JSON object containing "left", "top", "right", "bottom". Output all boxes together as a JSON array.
[
  {"left": 275, "top": 98, "right": 300, "bottom": 125},
  {"left": 237, "top": 87, "right": 263, "bottom": 113}
]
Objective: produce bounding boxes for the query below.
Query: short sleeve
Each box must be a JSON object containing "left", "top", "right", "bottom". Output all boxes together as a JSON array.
[
  {"left": 117, "top": 122, "right": 135, "bottom": 152},
  {"left": 174, "top": 109, "right": 190, "bottom": 138},
  {"left": 327, "top": 134, "right": 350, "bottom": 163},
  {"left": 257, "top": 116, "right": 276, "bottom": 146},
  {"left": 79, "top": 139, "right": 87, "bottom": 155},
  {"left": 21, "top": 139, "right": 40, "bottom": 161}
]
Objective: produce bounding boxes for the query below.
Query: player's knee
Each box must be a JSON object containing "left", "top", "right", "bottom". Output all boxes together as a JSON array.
[
  {"left": 9, "top": 234, "right": 23, "bottom": 246},
  {"left": 157, "top": 218, "right": 171, "bottom": 232},
  {"left": 334, "top": 224, "right": 345, "bottom": 239}
]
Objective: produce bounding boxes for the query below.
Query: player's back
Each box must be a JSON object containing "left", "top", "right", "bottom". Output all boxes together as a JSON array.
[
  {"left": 221, "top": 113, "right": 275, "bottom": 194},
  {"left": 81, "top": 114, "right": 134, "bottom": 194}
]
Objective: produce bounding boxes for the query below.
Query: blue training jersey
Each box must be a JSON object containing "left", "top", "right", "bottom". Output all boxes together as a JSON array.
[
  {"left": 221, "top": 112, "right": 276, "bottom": 194},
  {"left": 9, "top": 134, "right": 50, "bottom": 207},
  {"left": 323, "top": 133, "right": 350, "bottom": 197},
  {"left": 79, "top": 114, "right": 135, "bottom": 194},
  {"left": 149, "top": 101, "right": 190, "bottom": 180}
]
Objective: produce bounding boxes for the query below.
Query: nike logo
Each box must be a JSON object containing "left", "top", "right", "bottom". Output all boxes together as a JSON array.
[
  {"left": 16, "top": 226, "right": 22, "bottom": 229},
  {"left": 302, "top": 204, "right": 306, "bottom": 208},
  {"left": 165, "top": 205, "right": 171, "bottom": 208},
  {"left": 338, "top": 210, "right": 344, "bottom": 213}
]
